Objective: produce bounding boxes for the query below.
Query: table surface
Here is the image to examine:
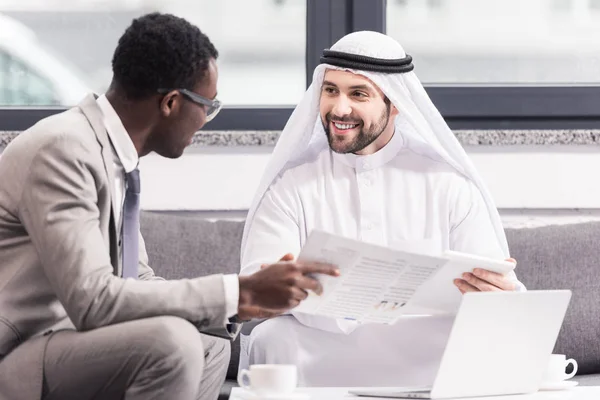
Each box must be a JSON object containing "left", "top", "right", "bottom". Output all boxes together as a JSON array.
[{"left": 230, "top": 386, "right": 600, "bottom": 400}]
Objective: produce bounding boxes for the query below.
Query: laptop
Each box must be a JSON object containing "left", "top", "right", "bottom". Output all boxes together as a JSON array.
[{"left": 349, "top": 290, "right": 572, "bottom": 399}]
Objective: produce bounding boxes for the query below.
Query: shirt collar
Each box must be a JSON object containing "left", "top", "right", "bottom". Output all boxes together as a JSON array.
[
  {"left": 96, "top": 94, "right": 139, "bottom": 173},
  {"left": 332, "top": 128, "right": 404, "bottom": 171}
]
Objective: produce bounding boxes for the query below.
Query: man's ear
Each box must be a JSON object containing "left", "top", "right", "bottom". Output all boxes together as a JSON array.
[
  {"left": 390, "top": 103, "right": 400, "bottom": 117},
  {"left": 159, "top": 90, "right": 179, "bottom": 117}
]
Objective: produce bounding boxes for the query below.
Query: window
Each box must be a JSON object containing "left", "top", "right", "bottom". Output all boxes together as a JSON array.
[
  {"left": 386, "top": 0, "right": 600, "bottom": 129},
  {"left": 192, "top": 0, "right": 306, "bottom": 105},
  {"left": 2, "top": 0, "right": 598, "bottom": 131},
  {"left": 387, "top": 0, "right": 600, "bottom": 84},
  {"left": 0, "top": 51, "right": 60, "bottom": 106},
  {"left": 0, "top": 0, "right": 306, "bottom": 107}
]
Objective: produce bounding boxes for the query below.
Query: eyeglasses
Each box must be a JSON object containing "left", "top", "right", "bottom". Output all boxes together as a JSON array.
[{"left": 158, "top": 88, "right": 222, "bottom": 122}]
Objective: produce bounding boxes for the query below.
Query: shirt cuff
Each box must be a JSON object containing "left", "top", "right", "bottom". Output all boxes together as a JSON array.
[{"left": 223, "top": 274, "right": 240, "bottom": 320}]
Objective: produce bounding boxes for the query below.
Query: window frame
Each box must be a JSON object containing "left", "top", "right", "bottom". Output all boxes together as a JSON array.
[{"left": 2, "top": 0, "right": 599, "bottom": 132}]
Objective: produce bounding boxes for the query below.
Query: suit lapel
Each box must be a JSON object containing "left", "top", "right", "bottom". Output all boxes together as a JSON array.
[{"left": 77, "top": 94, "right": 121, "bottom": 275}]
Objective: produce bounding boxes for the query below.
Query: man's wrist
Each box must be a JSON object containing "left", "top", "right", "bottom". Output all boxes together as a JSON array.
[{"left": 237, "top": 275, "right": 254, "bottom": 312}]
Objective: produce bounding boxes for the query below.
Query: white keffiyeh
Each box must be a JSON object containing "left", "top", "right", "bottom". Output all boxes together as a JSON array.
[{"left": 241, "top": 31, "right": 508, "bottom": 259}]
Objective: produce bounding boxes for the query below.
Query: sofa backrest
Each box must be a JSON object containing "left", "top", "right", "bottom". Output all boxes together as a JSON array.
[
  {"left": 505, "top": 222, "right": 600, "bottom": 375},
  {"left": 140, "top": 211, "right": 600, "bottom": 377},
  {"left": 141, "top": 212, "right": 242, "bottom": 277}
]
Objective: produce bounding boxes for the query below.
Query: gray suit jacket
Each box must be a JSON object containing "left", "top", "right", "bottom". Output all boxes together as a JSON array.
[{"left": 0, "top": 94, "right": 240, "bottom": 400}]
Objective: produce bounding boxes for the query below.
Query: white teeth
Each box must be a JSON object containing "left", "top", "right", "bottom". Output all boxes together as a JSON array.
[{"left": 334, "top": 123, "right": 357, "bottom": 130}]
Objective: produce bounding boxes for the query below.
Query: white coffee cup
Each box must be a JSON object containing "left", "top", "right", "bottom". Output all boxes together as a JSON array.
[
  {"left": 237, "top": 364, "right": 298, "bottom": 395},
  {"left": 542, "top": 354, "right": 578, "bottom": 382}
]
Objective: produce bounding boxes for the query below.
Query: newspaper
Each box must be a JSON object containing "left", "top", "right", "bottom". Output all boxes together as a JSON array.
[{"left": 293, "top": 230, "right": 515, "bottom": 324}]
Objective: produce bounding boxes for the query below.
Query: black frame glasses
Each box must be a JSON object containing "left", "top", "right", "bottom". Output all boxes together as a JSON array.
[{"left": 158, "top": 88, "right": 222, "bottom": 122}]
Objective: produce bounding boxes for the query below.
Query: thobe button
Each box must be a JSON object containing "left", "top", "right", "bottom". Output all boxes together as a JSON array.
[
  {"left": 363, "top": 179, "right": 372, "bottom": 187},
  {"left": 365, "top": 222, "right": 374, "bottom": 230}
]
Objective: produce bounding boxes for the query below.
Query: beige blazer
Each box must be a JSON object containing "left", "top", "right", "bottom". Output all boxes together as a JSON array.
[{"left": 0, "top": 94, "right": 239, "bottom": 400}]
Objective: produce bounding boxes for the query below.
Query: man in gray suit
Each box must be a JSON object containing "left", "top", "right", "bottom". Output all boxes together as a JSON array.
[{"left": 0, "top": 13, "right": 339, "bottom": 400}]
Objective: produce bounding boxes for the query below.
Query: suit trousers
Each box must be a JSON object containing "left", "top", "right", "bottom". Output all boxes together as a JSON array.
[{"left": 41, "top": 316, "right": 230, "bottom": 400}]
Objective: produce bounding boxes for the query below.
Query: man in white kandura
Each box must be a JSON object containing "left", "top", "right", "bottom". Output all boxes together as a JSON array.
[{"left": 239, "top": 31, "right": 525, "bottom": 387}]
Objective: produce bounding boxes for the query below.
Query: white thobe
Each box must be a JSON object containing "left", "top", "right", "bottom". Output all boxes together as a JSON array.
[{"left": 240, "top": 131, "right": 518, "bottom": 387}]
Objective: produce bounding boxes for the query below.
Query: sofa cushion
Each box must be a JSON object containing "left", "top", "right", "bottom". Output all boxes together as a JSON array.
[
  {"left": 505, "top": 222, "right": 600, "bottom": 375},
  {"left": 140, "top": 211, "right": 245, "bottom": 380}
]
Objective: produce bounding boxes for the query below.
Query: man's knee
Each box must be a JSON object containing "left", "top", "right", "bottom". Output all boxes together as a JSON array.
[
  {"left": 247, "top": 316, "right": 297, "bottom": 361},
  {"left": 251, "top": 317, "right": 292, "bottom": 343},
  {"left": 141, "top": 316, "right": 206, "bottom": 371}
]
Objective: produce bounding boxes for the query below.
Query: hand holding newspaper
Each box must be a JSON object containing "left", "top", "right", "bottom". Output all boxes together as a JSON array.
[{"left": 293, "top": 230, "right": 515, "bottom": 325}]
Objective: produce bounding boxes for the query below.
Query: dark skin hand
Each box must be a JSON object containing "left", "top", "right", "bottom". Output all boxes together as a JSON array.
[{"left": 237, "top": 253, "right": 339, "bottom": 320}]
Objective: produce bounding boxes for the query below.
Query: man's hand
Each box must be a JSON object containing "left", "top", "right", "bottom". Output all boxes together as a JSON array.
[
  {"left": 237, "top": 254, "right": 339, "bottom": 321},
  {"left": 454, "top": 258, "right": 517, "bottom": 294}
]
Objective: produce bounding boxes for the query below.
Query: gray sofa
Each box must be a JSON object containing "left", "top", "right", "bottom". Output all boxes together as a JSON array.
[{"left": 139, "top": 211, "right": 600, "bottom": 399}]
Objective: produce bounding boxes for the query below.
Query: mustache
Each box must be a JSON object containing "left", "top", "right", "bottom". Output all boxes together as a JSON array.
[{"left": 326, "top": 113, "right": 362, "bottom": 124}]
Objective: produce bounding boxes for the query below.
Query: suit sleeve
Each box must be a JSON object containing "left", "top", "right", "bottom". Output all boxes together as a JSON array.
[{"left": 19, "top": 135, "right": 238, "bottom": 336}]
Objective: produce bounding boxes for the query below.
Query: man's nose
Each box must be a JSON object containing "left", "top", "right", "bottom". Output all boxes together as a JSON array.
[{"left": 332, "top": 96, "right": 352, "bottom": 117}]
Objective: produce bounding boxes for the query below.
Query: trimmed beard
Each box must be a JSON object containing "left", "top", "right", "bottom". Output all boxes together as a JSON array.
[{"left": 323, "top": 102, "right": 391, "bottom": 154}]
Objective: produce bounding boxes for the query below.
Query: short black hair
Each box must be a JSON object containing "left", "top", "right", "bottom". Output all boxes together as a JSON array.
[{"left": 111, "top": 12, "right": 218, "bottom": 99}]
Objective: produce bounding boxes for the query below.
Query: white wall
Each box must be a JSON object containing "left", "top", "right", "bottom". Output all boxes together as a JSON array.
[
  {"left": 466, "top": 145, "right": 600, "bottom": 209},
  {"left": 139, "top": 145, "right": 600, "bottom": 228}
]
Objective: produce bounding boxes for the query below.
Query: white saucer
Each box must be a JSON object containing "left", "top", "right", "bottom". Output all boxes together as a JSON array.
[
  {"left": 233, "top": 389, "right": 310, "bottom": 400},
  {"left": 539, "top": 380, "right": 579, "bottom": 391}
]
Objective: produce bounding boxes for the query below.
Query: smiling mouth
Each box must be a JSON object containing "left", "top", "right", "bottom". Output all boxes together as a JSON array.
[{"left": 331, "top": 121, "right": 360, "bottom": 132}]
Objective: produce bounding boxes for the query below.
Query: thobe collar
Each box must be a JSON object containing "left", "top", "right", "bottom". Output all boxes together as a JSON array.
[{"left": 332, "top": 128, "right": 404, "bottom": 172}]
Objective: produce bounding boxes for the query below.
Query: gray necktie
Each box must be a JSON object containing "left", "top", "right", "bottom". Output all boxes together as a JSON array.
[{"left": 122, "top": 168, "right": 140, "bottom": 279}]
